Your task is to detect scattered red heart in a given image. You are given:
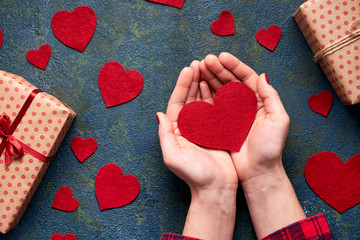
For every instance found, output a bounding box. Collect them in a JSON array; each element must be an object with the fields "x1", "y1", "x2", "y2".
[
  {"x1": 308, "y1": 90, "x2": 333, "y2": 117},
  {"x1": 51, "y1": 6, "x2": 97, "y2": 52},
  {"x1": 146, "y1": 0, "x2": 185, "y2": 8},
  {"x1": 0, "y1": 29, "x2": 3, "y2": 48},
  {"x1": 52, "y1": 186, "x2": 79, "y2": 212},
  {"x1": 211, "y1": 11, "x2": 235, "y2": 36},
  {"x1": 51, "y1": 233, "x2": 77, "y2": 240},
  {"x1": 305, "y1": 152, "x2": 360, "y2": 213},
  {"x1": 98, "y1": 61, "x2": 143, "y2": 107},
  {"x1": 95, "y1": 163, "x2": 140, "y2": 210},
  {"x1": 26, "y1": 44, "x2": 51, "y2": 70},
  {"x1": 256, "y1": 25, "x2": 281, "y2": 51},
  {"x1": 178, "y1": 82, "x2": 257, "y2": 152},
  {"x1": 71, "y1": 136, "x2": 97, "y2": 163}
]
